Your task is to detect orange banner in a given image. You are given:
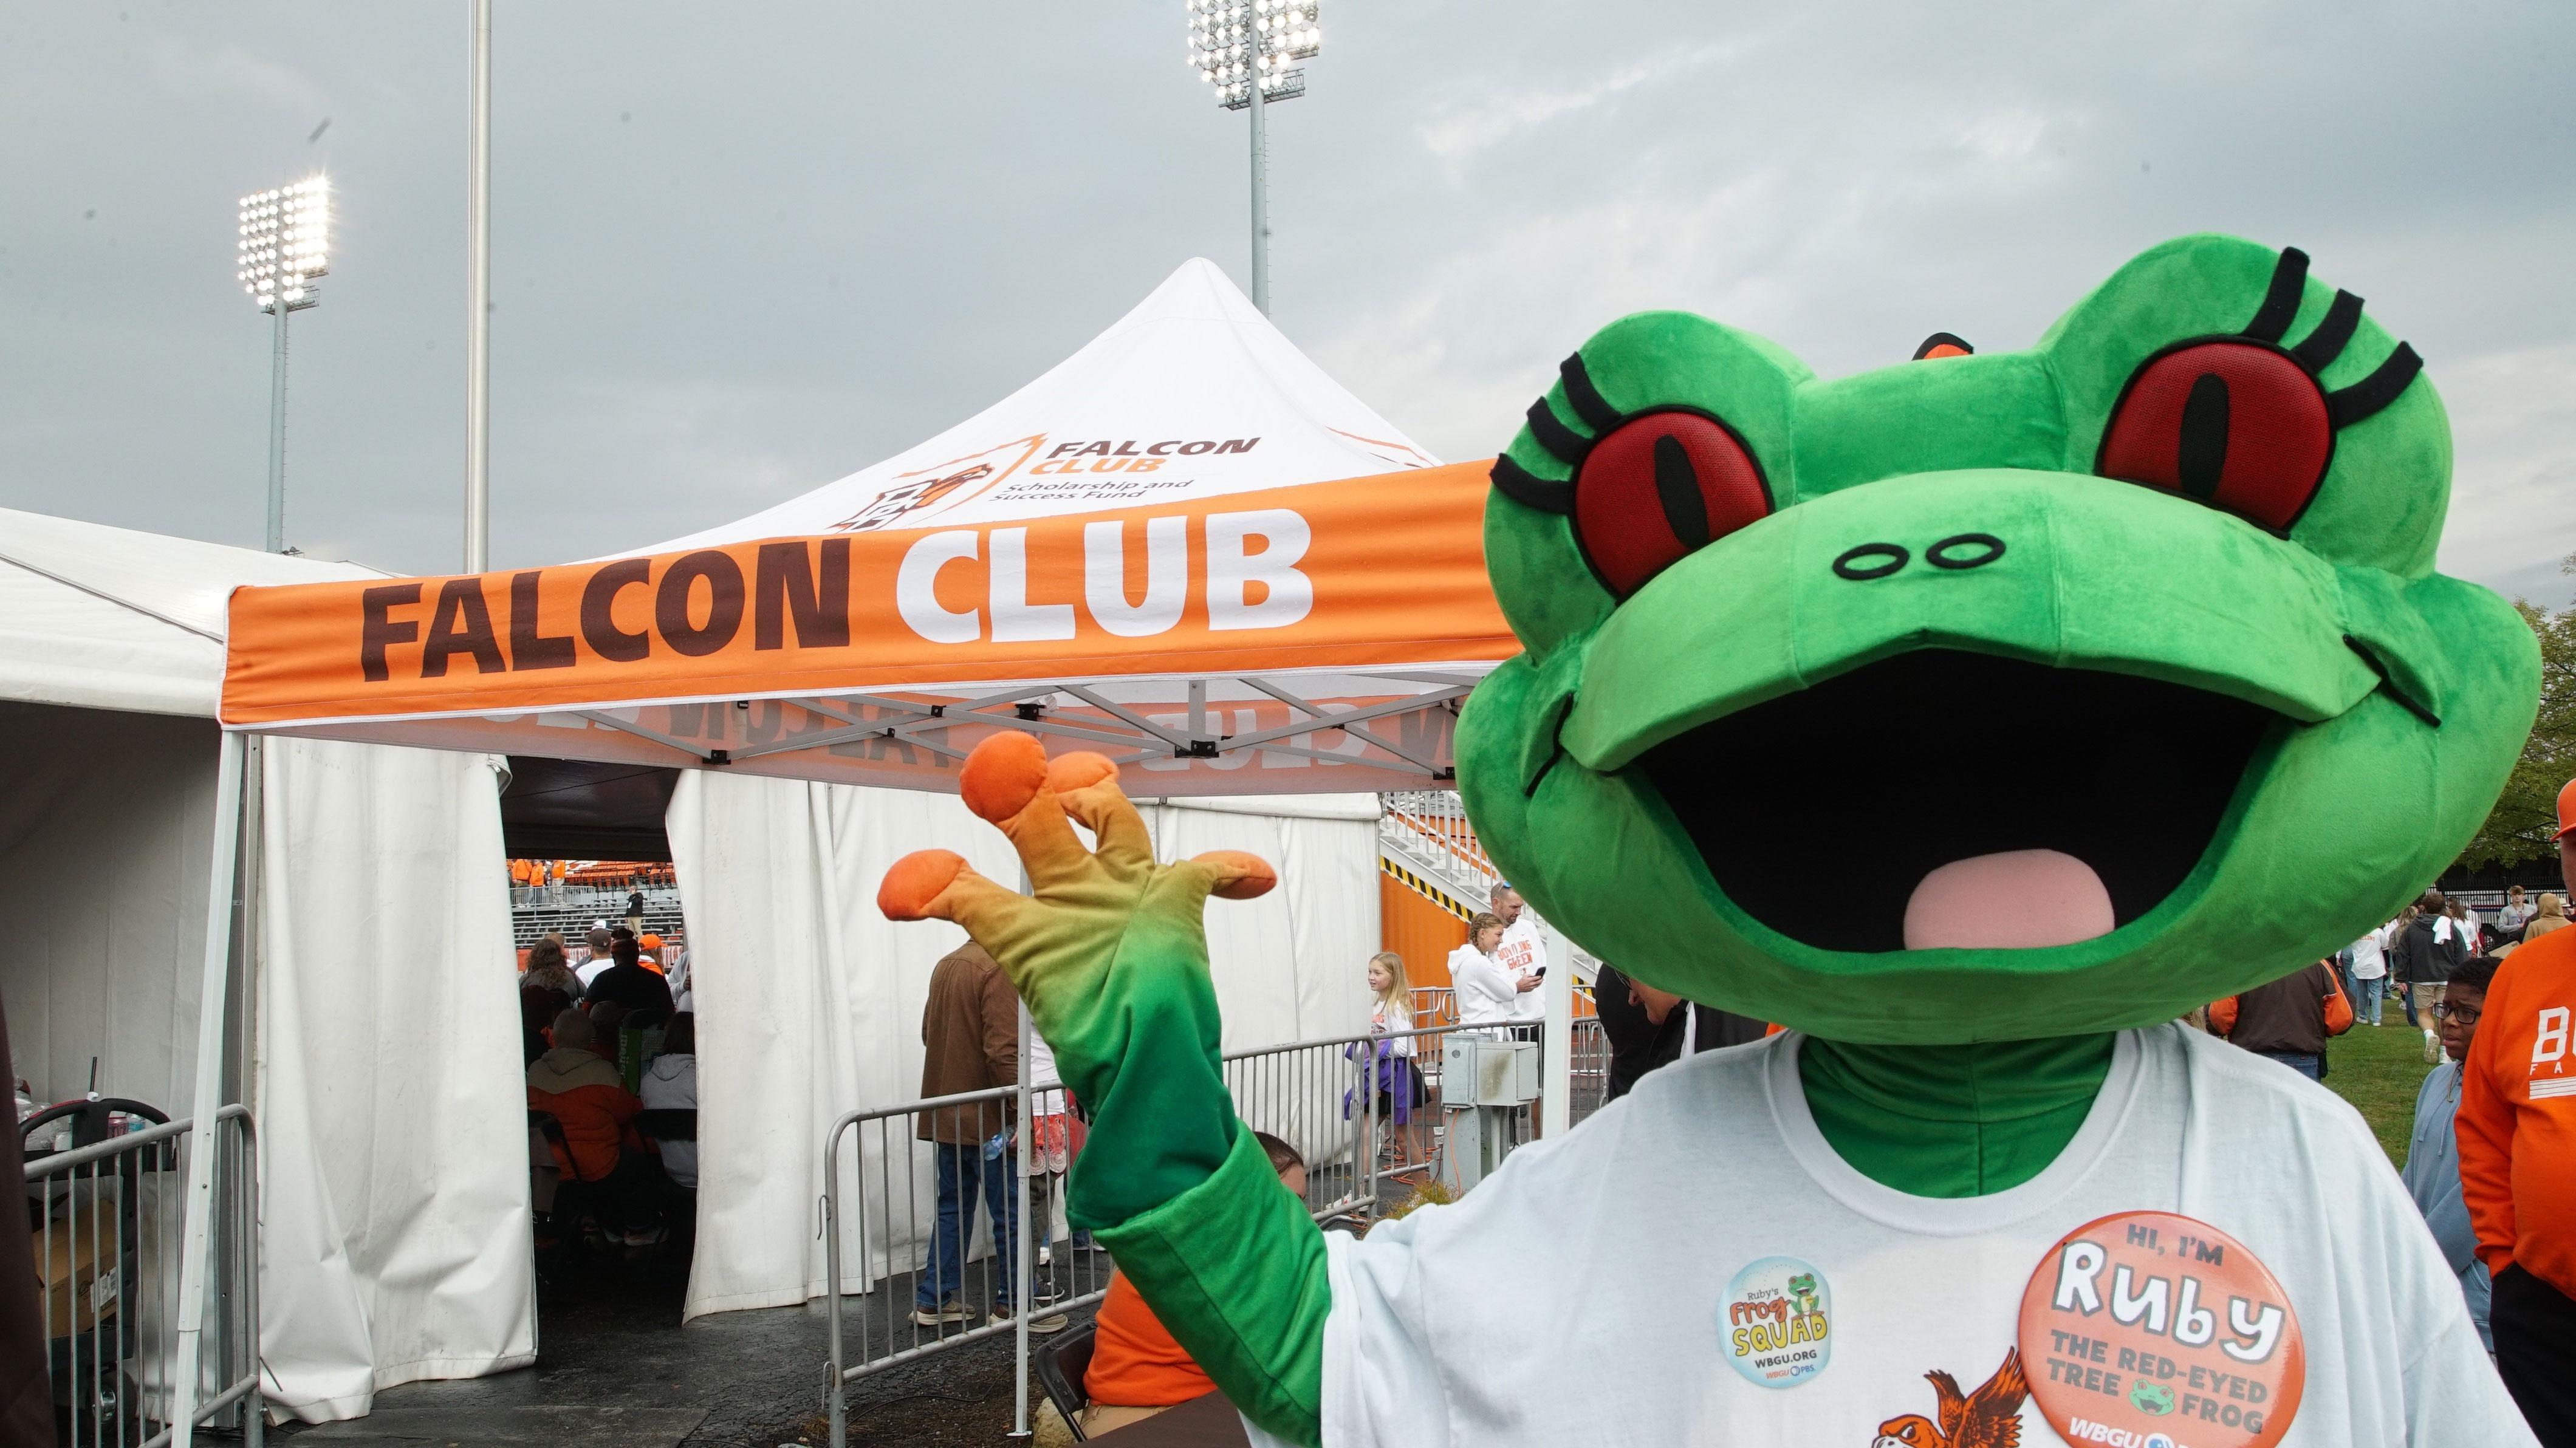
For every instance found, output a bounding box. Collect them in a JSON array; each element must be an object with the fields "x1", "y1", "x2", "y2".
[{"x1": 221, "y1": 461, "x2": 1515, "y2": 727}]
